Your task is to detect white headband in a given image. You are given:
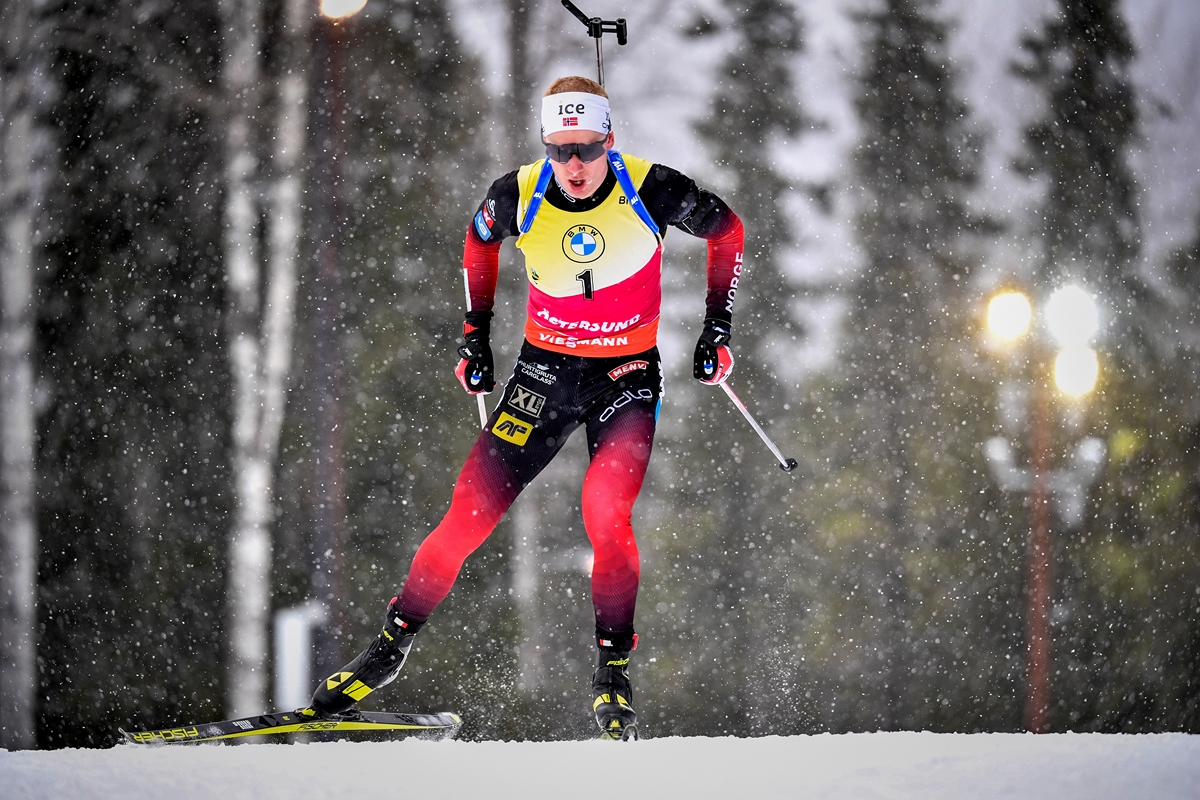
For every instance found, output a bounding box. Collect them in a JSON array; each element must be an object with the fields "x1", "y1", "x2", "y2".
[{"x1": 540, "y1": 91, "x2": 611, "y2": 137}]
